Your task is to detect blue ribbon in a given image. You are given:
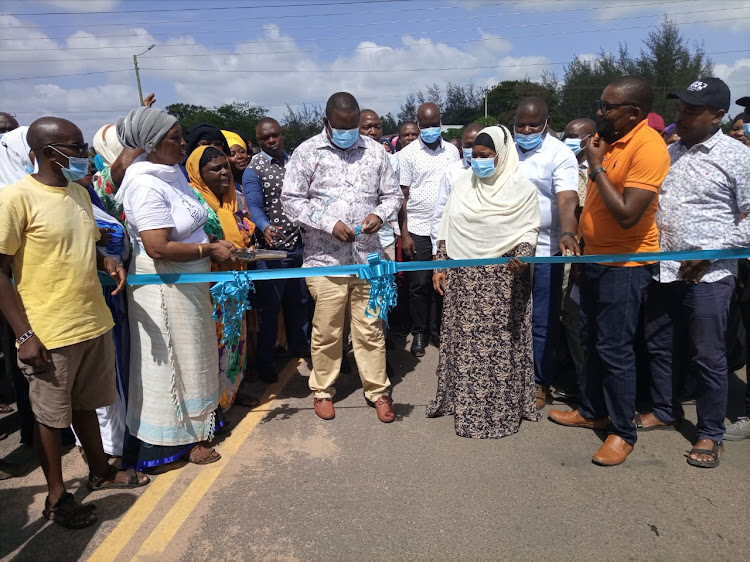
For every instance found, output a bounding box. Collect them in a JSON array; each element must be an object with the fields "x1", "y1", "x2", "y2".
[
  {"x1": 100, "y1": 248, "x2": 750, "y2": 287},
  {"x1": 358, "y1": 253, "x2": 398, "y2": 325},
  {"x1": 208, "y1": 271, "x2": 255, "y2": 347},
  {"x1": 99, "y1": 247, "x2": 750, "y2": 327}
]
